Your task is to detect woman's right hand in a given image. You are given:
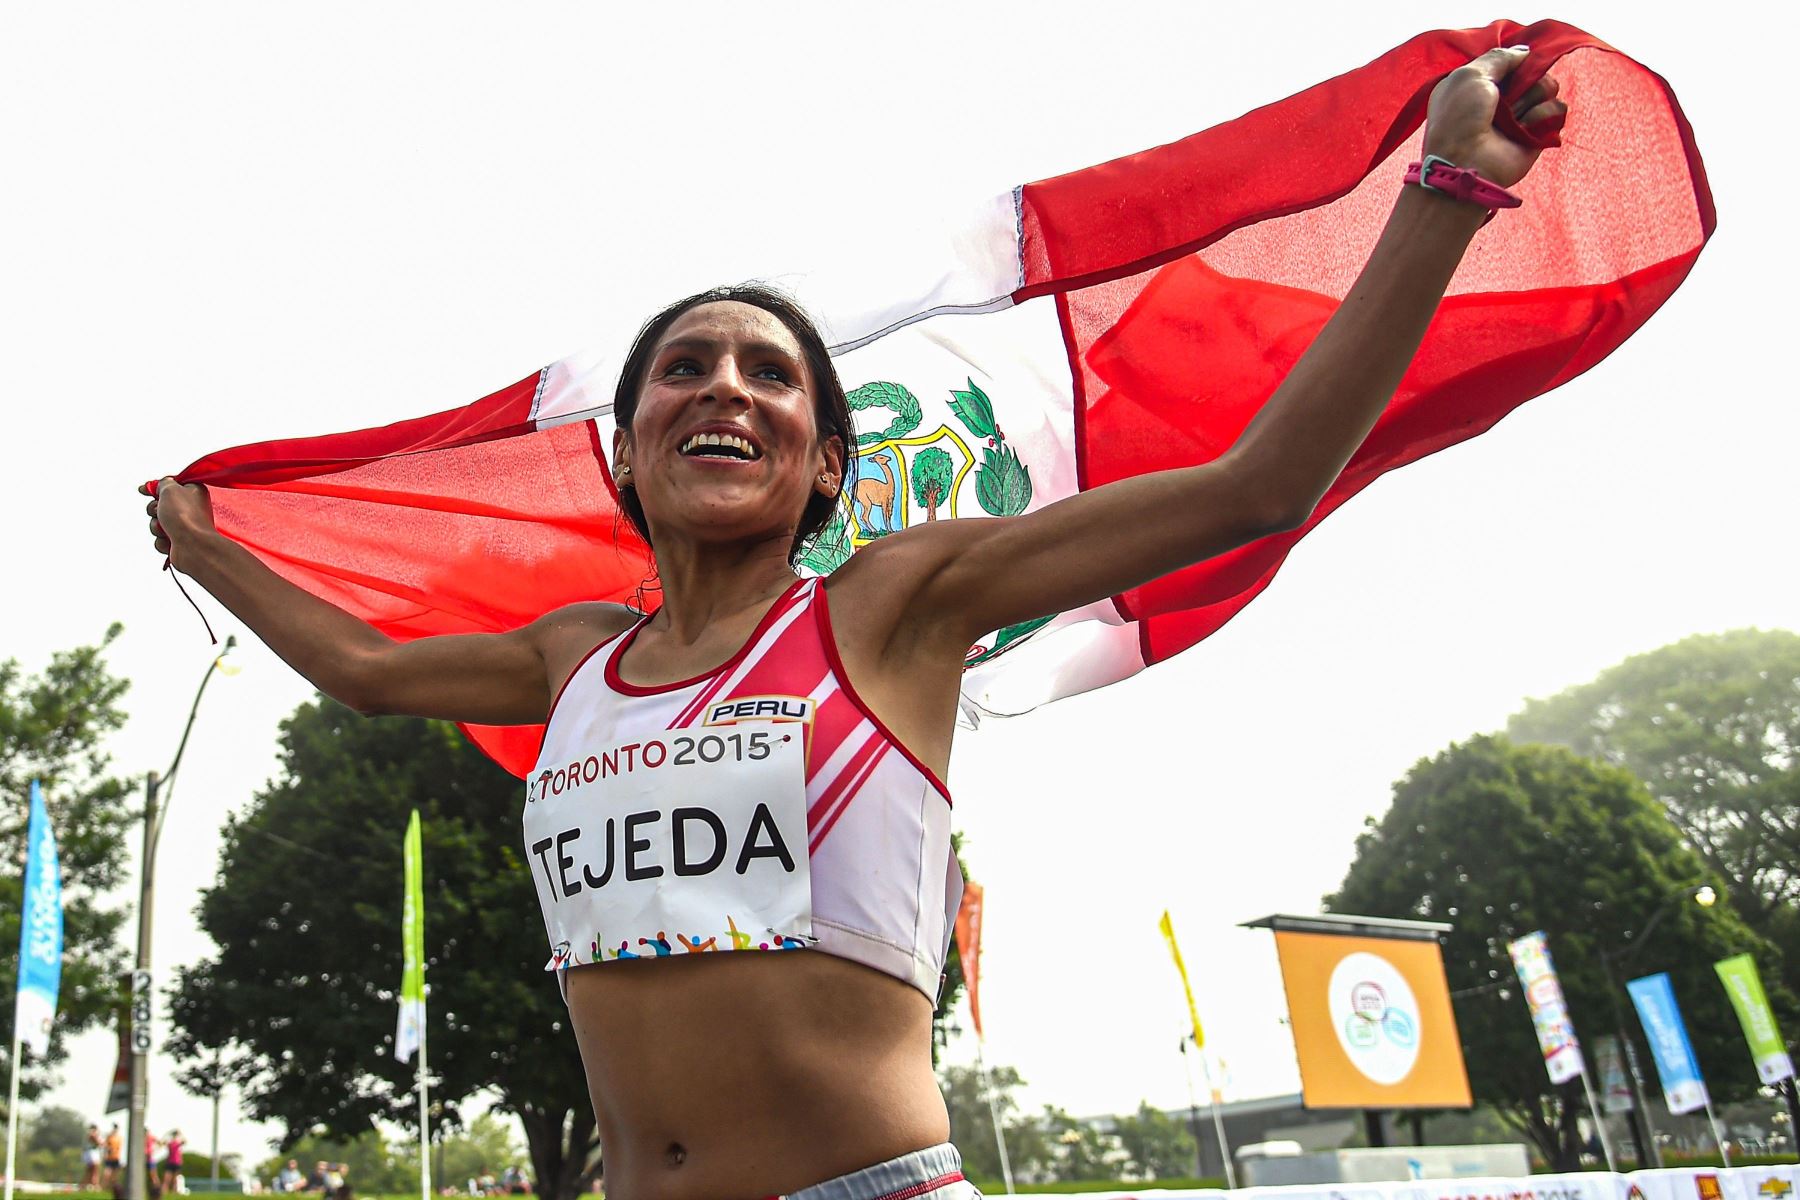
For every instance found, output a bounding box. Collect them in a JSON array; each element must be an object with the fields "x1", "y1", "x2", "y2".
[{"x1": 140, "y1": 476, "x2": 215, "y2": 567}]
